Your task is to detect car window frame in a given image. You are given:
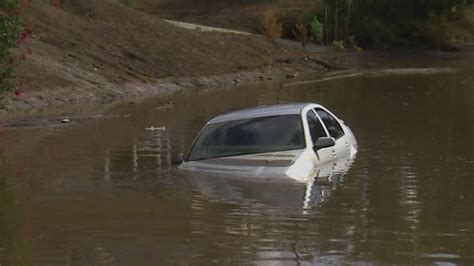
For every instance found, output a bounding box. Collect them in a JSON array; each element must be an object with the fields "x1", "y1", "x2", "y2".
[
  {"x1": 305, "y1": 109, "x2": 329, "y2": 146},
  {"x1": 313, "y1": 107, "x2": 345, "y2": 140}
]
